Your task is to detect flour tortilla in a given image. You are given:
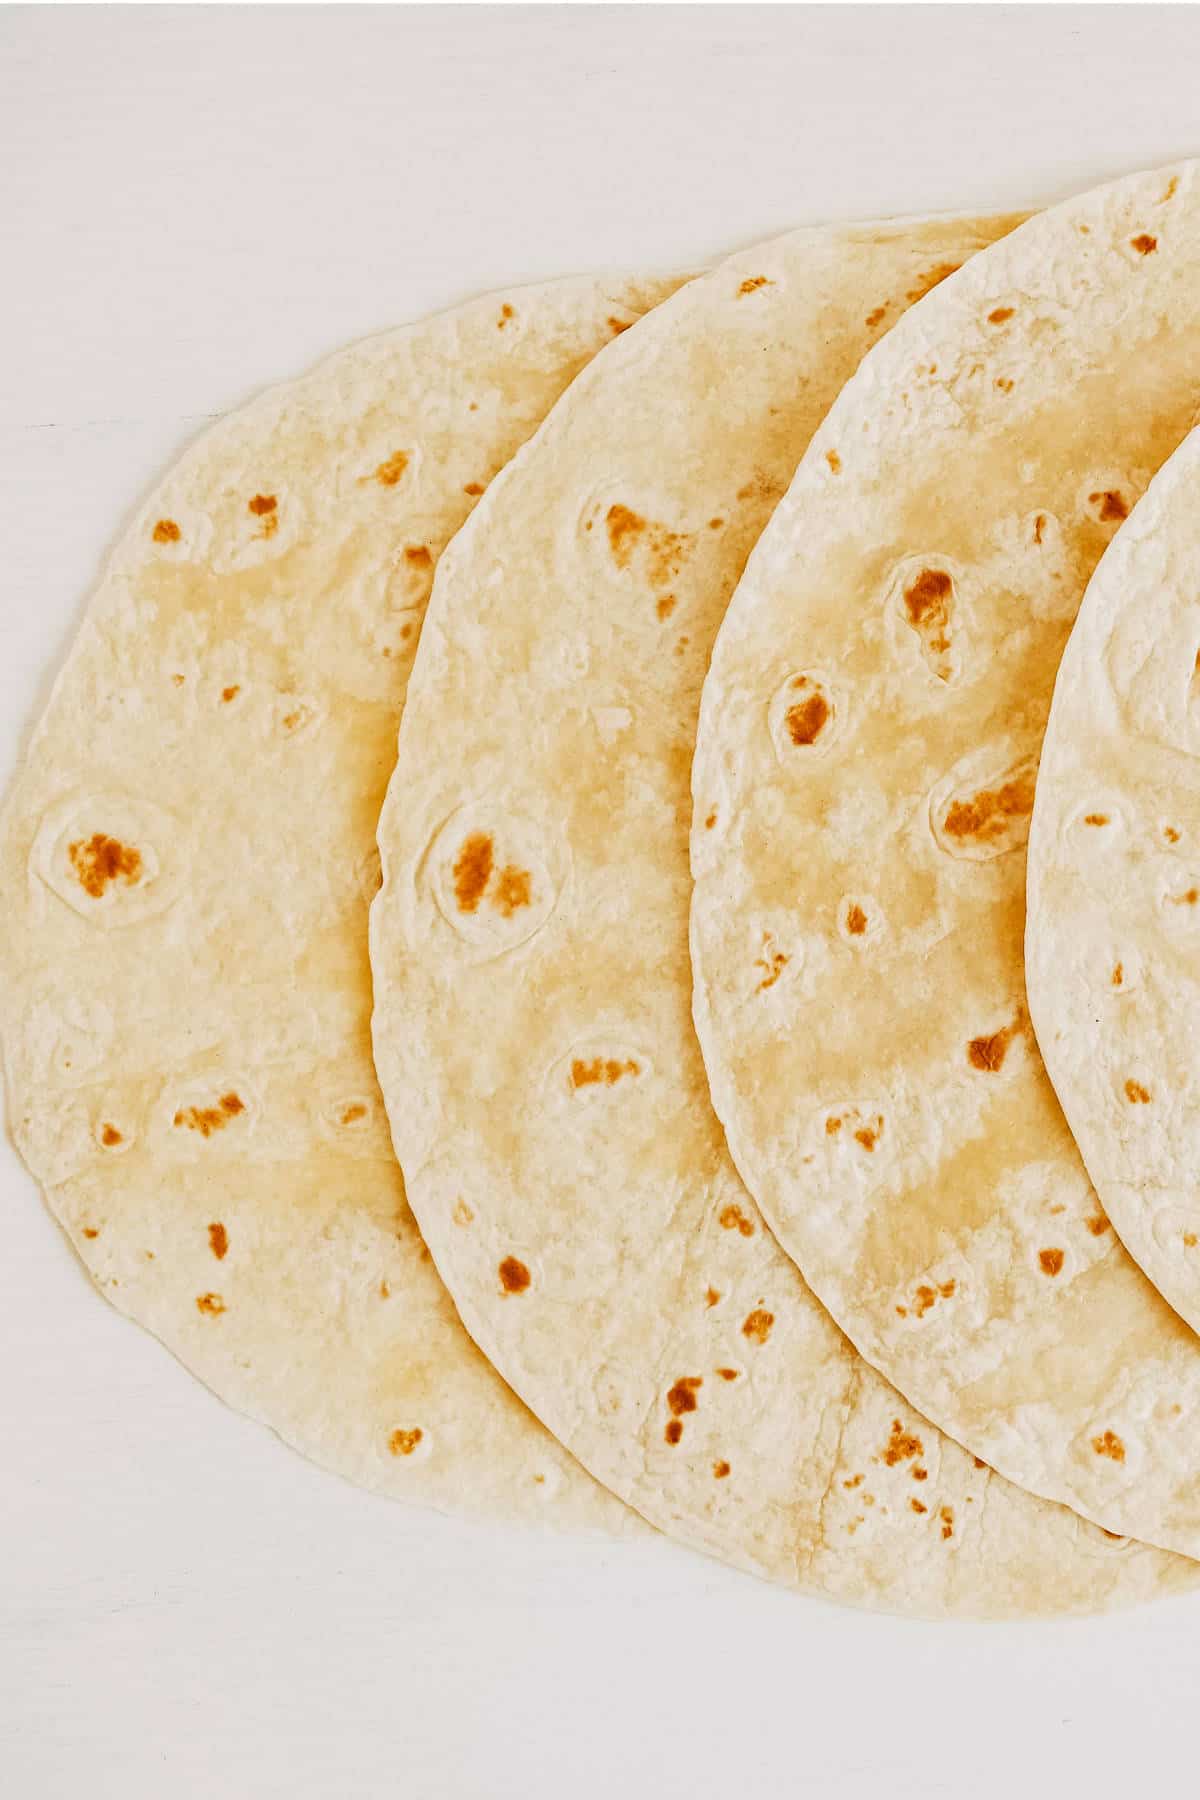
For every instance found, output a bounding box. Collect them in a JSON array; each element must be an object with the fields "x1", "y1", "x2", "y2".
[
  {"x1": 691, "y1": 161, "x2": 1200, "y2": 1557},
  {"x1": 0, "y1": 278, "x2": 684, "y2": 1529},
  {"x1": 1027, "y1": 425, "x2": 1200, "y2": 1341},
  {"x1": 371, "y1": 215, "x2": 1193, "y2": 1615}
]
